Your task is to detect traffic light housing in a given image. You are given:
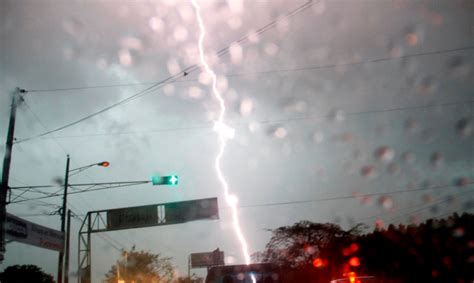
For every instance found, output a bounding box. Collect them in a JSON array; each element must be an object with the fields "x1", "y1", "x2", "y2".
[{"x1": 152, "y1": 175, "x2": 179, "y2": 186}]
